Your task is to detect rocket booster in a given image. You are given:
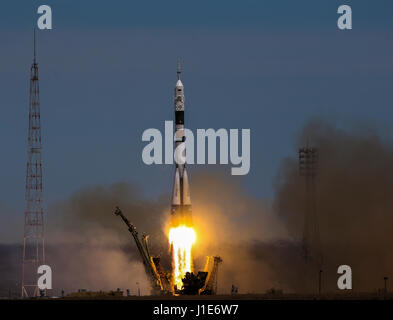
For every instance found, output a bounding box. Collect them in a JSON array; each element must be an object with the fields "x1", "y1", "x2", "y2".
[{"x1": 171, "y1": 59, "x2": 192, "y2": 226}]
